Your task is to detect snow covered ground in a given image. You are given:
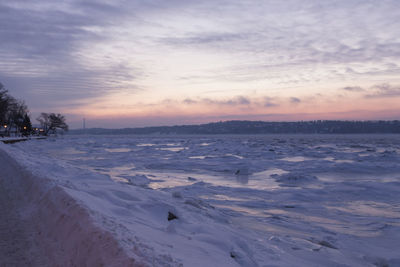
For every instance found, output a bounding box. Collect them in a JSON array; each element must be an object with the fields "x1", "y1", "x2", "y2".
[{"x1": 2, "y1": 134, "x2": 400, "y2": 266}]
